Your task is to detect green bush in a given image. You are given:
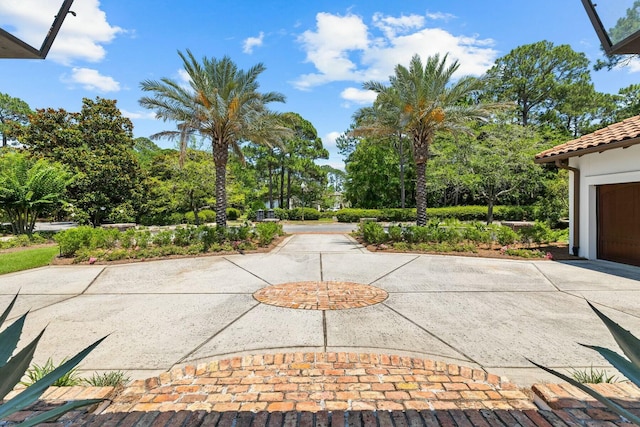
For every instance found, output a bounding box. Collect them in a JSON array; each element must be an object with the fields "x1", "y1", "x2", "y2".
[
  {"x1": 255, "y1": 222, "x2": 283, "y2": 246},
  {"x1": 55, "y1": 226, "x2": 95, "y2": 257},
  {"x1": 495, "y1": 225, "x2": 519, "y2": 246},
  {"x1": 360, "y1": 222, "x2": 387, "y2": 244},
  {"x1": 185, "y1": 209, "x2": 216, "y2": 224},
  {"x1": 287, "y1": 207, "x2": 320, "y2": 220},
  {"x1": 336, "y1": 206, "x2": 534, "y2": 223},
  {"x1": 387, "y1": 225, "x2": 403, "y2": 242},
  {"x1": 226, "y1": 208, "x2": 240, "y2": 220}
]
